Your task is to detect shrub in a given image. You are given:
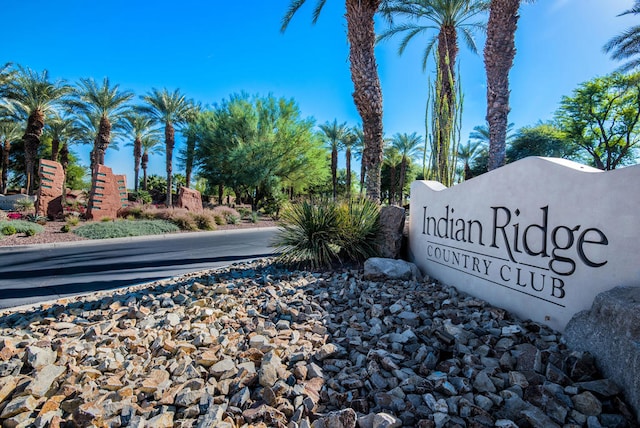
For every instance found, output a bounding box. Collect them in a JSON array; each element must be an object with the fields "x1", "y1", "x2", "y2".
[
  {"x1": 1, "y1": 225, "x2": 17, "y2": 236},
  {"x1": 250, "y1": 211, "x2": 260, "y2": 224},
  {"x1": 66, "y1": 216, "x2": 80, "y2": 226},
  {"x1": 73, "y1": 220, "x2": 180, "y2": 239},
  {"x1": 213, "y1": 214, "x2": 226, "y2": 225},
  {"x1": 226, "y1": 214, "x2": 240, "y2": 225},
  {"x1": 169, "y1": 214, "x2": 198, "y2": 231},
  {"x1": 7, "y1": 212, "x2": 22, "y2": 220},
  {"x1": 101, "y1": 216, "x2": 113, "y2": 222},
  {"x1": 190, "y1": 212, "x2": 217, "y2": 231},
  {"x1": 14, "y1": 197, "x2": 35, "y2": 212},
  {"x1": 274, "y1": 198, "x2": 381, "y2": 269},
  {"x1": 25, "y1": 214, "x2": 48, "y2": 224},
  {"x1": 131, "y1": 190, "x2": 152, "y2": 204},
  {"x1": 61, "y1": 224, "x2": 71, "y2": 233},
  {"x1": 0, "y1": 220, "x2": 44, "y2": 236},
  {"x1": 237, "y1": 207, "x2": 252, "y2": 219}
]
